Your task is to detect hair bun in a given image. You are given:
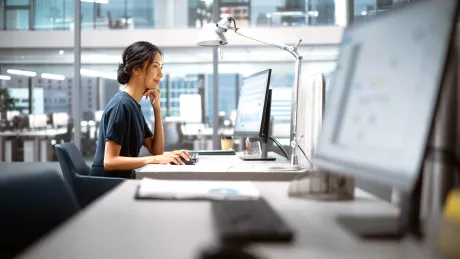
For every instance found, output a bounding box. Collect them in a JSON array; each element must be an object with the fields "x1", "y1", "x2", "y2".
[{"x1": 117, "y1": 63, "x2": 130, "y2": 85}]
